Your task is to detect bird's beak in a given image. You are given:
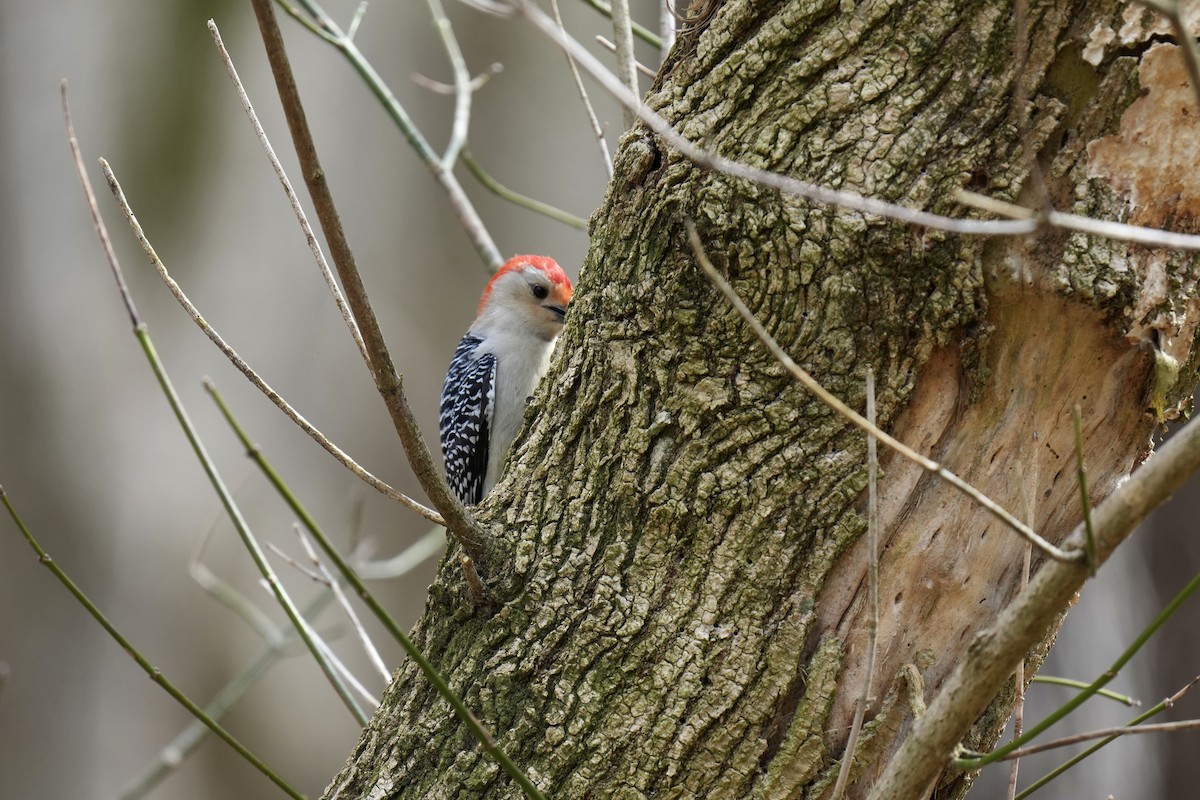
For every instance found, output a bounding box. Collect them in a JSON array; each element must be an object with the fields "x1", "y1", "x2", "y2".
[{"x1": 547, "y1": 304, "x2": 568, "y2": 323}]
